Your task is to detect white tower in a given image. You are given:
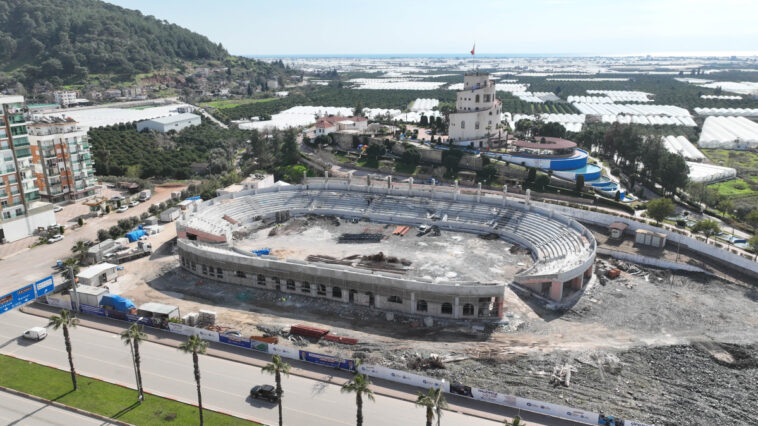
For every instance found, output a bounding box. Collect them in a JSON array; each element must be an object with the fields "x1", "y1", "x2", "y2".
[{"x1": 447, "y1": 72, "x2": 501, "y2": 147}]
